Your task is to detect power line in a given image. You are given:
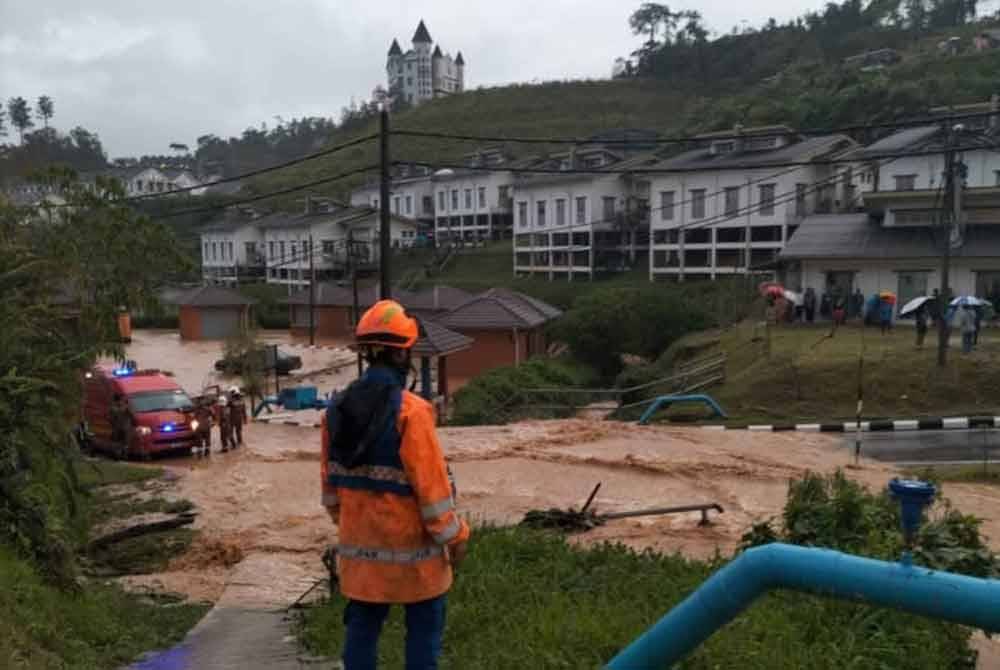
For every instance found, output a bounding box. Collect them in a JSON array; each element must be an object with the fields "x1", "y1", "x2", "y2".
[
  {"x1": 392, "y1": 110, "x2": 1000, "y2": 146},
  {"x1": 150, "y1": 164, "x2": 380, "y2": 220},
  {"x1": 118, "y1": 133, "x2": 378, "y2": 203},
  {"x1": 398, "y1": 143, "x2": 987, "y2": 177}
]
